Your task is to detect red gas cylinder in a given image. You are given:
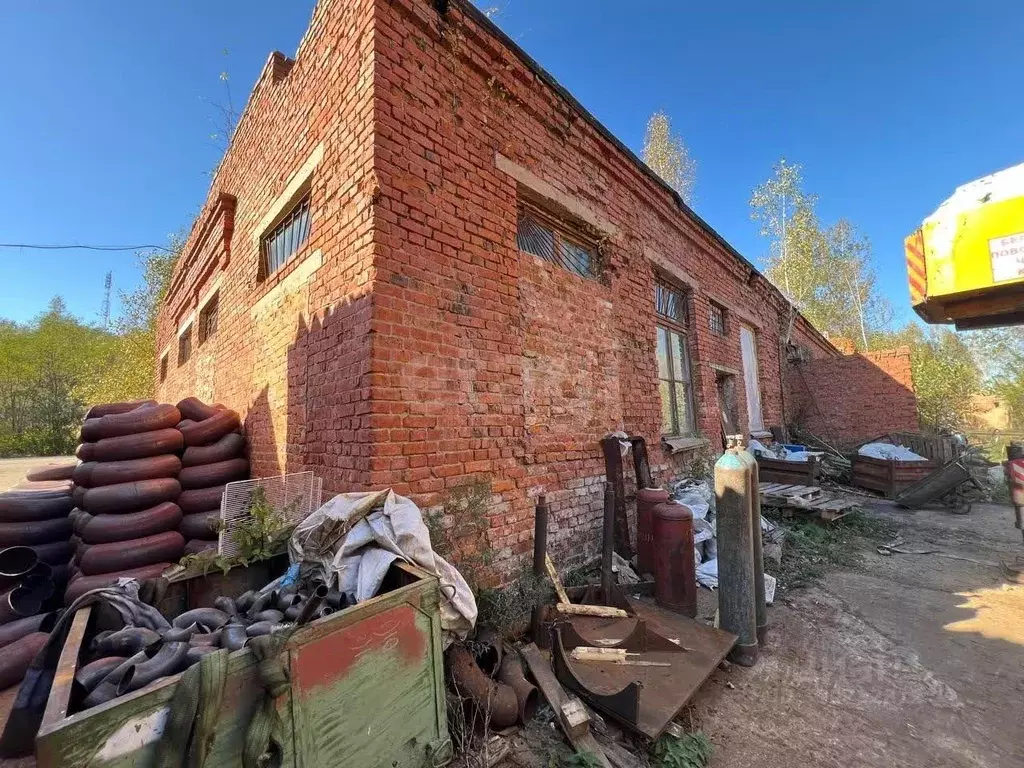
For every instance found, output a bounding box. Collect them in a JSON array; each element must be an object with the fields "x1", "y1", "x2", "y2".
[
  {"x1": 636, "y1": 487, "x2": 670, "y2": 576},
  {"x1": 652, "y1": 500, "x2": 696, "y2": 617}
]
